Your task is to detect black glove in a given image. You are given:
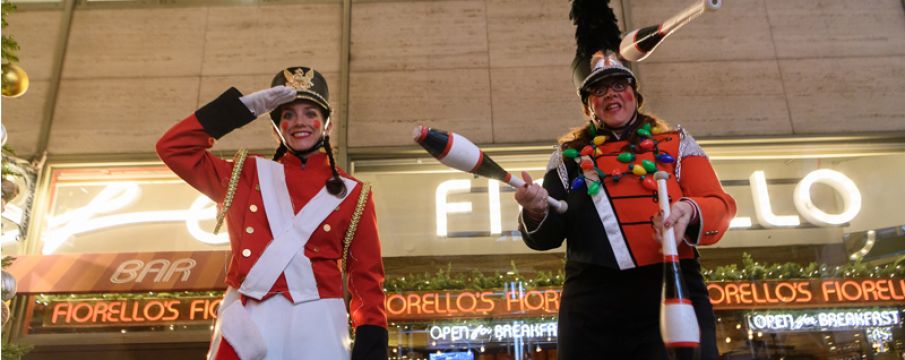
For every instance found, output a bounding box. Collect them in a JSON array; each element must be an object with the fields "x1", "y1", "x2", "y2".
[{"x1": 351, "y1": 325, "x2": 388, "y2": 360}]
